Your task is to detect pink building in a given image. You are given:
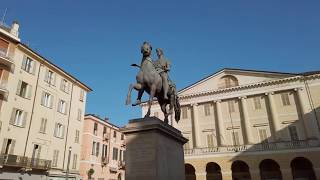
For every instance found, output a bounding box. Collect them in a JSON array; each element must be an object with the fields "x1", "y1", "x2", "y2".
[{"x1": 80, "y1": 114, "x2": 125, "y2": 180}]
